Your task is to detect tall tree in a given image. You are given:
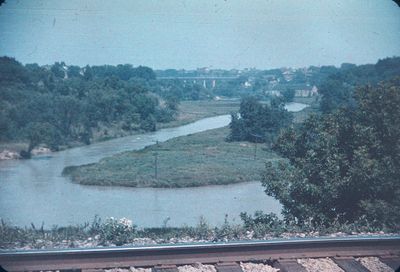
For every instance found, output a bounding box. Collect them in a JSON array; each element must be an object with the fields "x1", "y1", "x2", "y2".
[{"x1": 264, "y1": 78, "x2": 400, "y2": 229}]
